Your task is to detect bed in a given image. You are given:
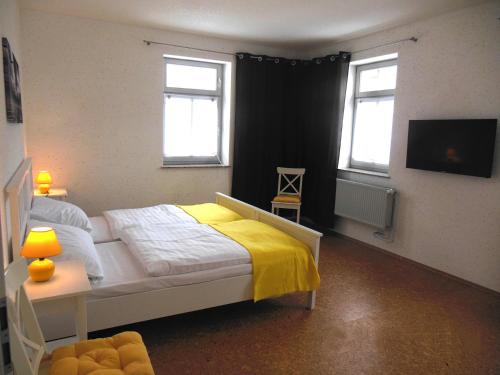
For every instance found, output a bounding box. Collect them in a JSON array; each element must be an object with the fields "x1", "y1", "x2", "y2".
[{"x1": 5, "y1": 158, "x2": 322, "y2": 340}]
